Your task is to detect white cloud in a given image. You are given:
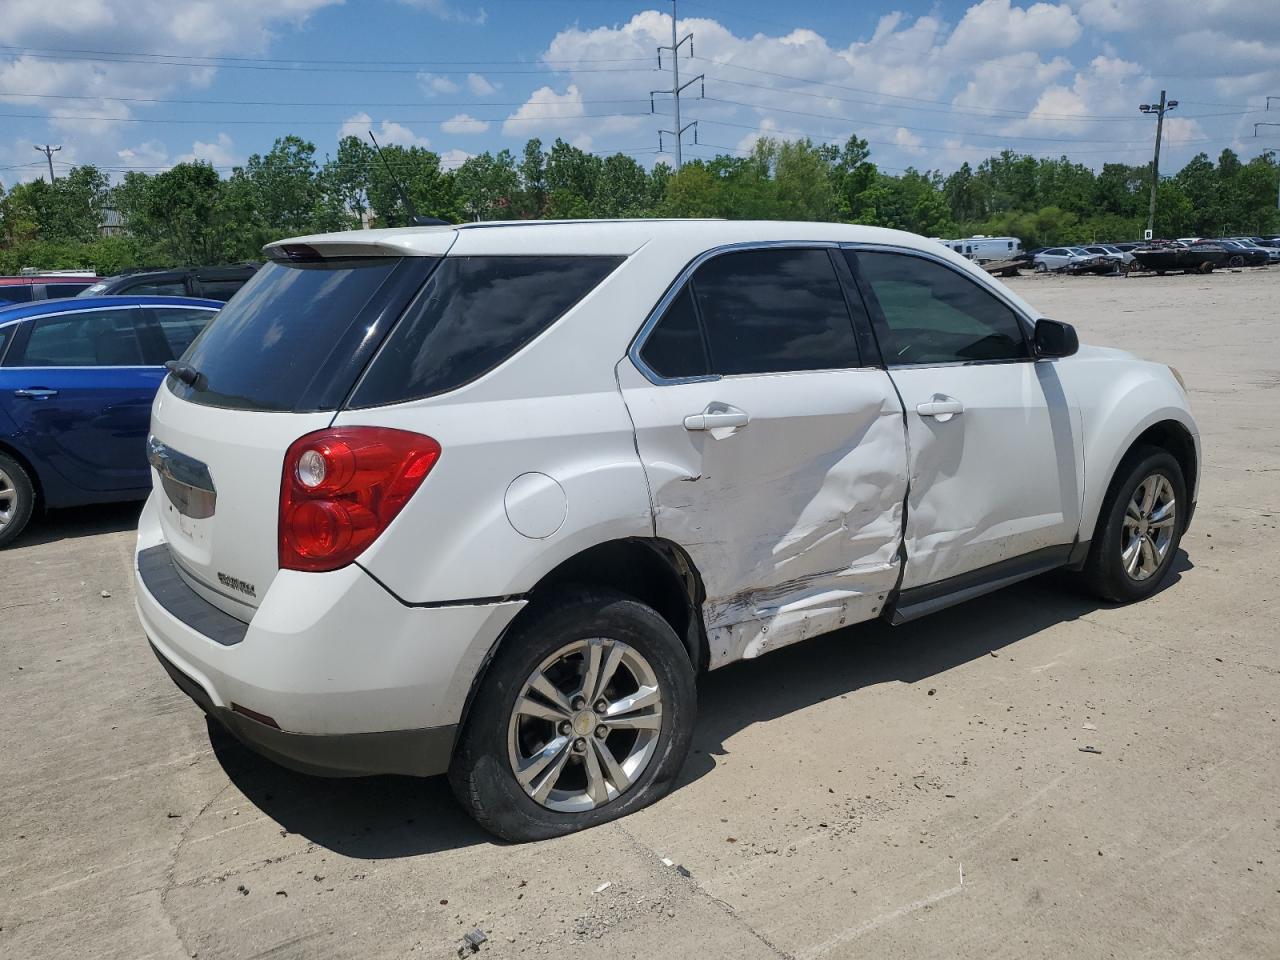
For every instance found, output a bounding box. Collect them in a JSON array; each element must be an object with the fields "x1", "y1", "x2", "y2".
[
  {"x1": 178, "y1": 132, "x2": 238, "y2": 167},
  {"x1": 113, "y1": 133, "x2": 239, "y2": 171},
  {"x1": 439, "y1": 148, "x2": 471, "y2": 170},
  {"x1": 945, "y1": 0, "x2": 1082, "y2": 60},
  {"x1": 893, "y1": 127, "x2": 924, "y2": 154},
  {"x1": 441, "y1": 113, "x2": 490, "y2": 134},
  {"x1": 339, "y1": 112, "x2": 431, "y2": 148},
  {"x1": 466, "y1": 73, "x2": 498, "y2": 96},
  {"x1": 396, "y1": 0, "x2": 487, "y2": 26},
  {"x1": 418, "y1": 72, "x2": 461, "y2": 97}
]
